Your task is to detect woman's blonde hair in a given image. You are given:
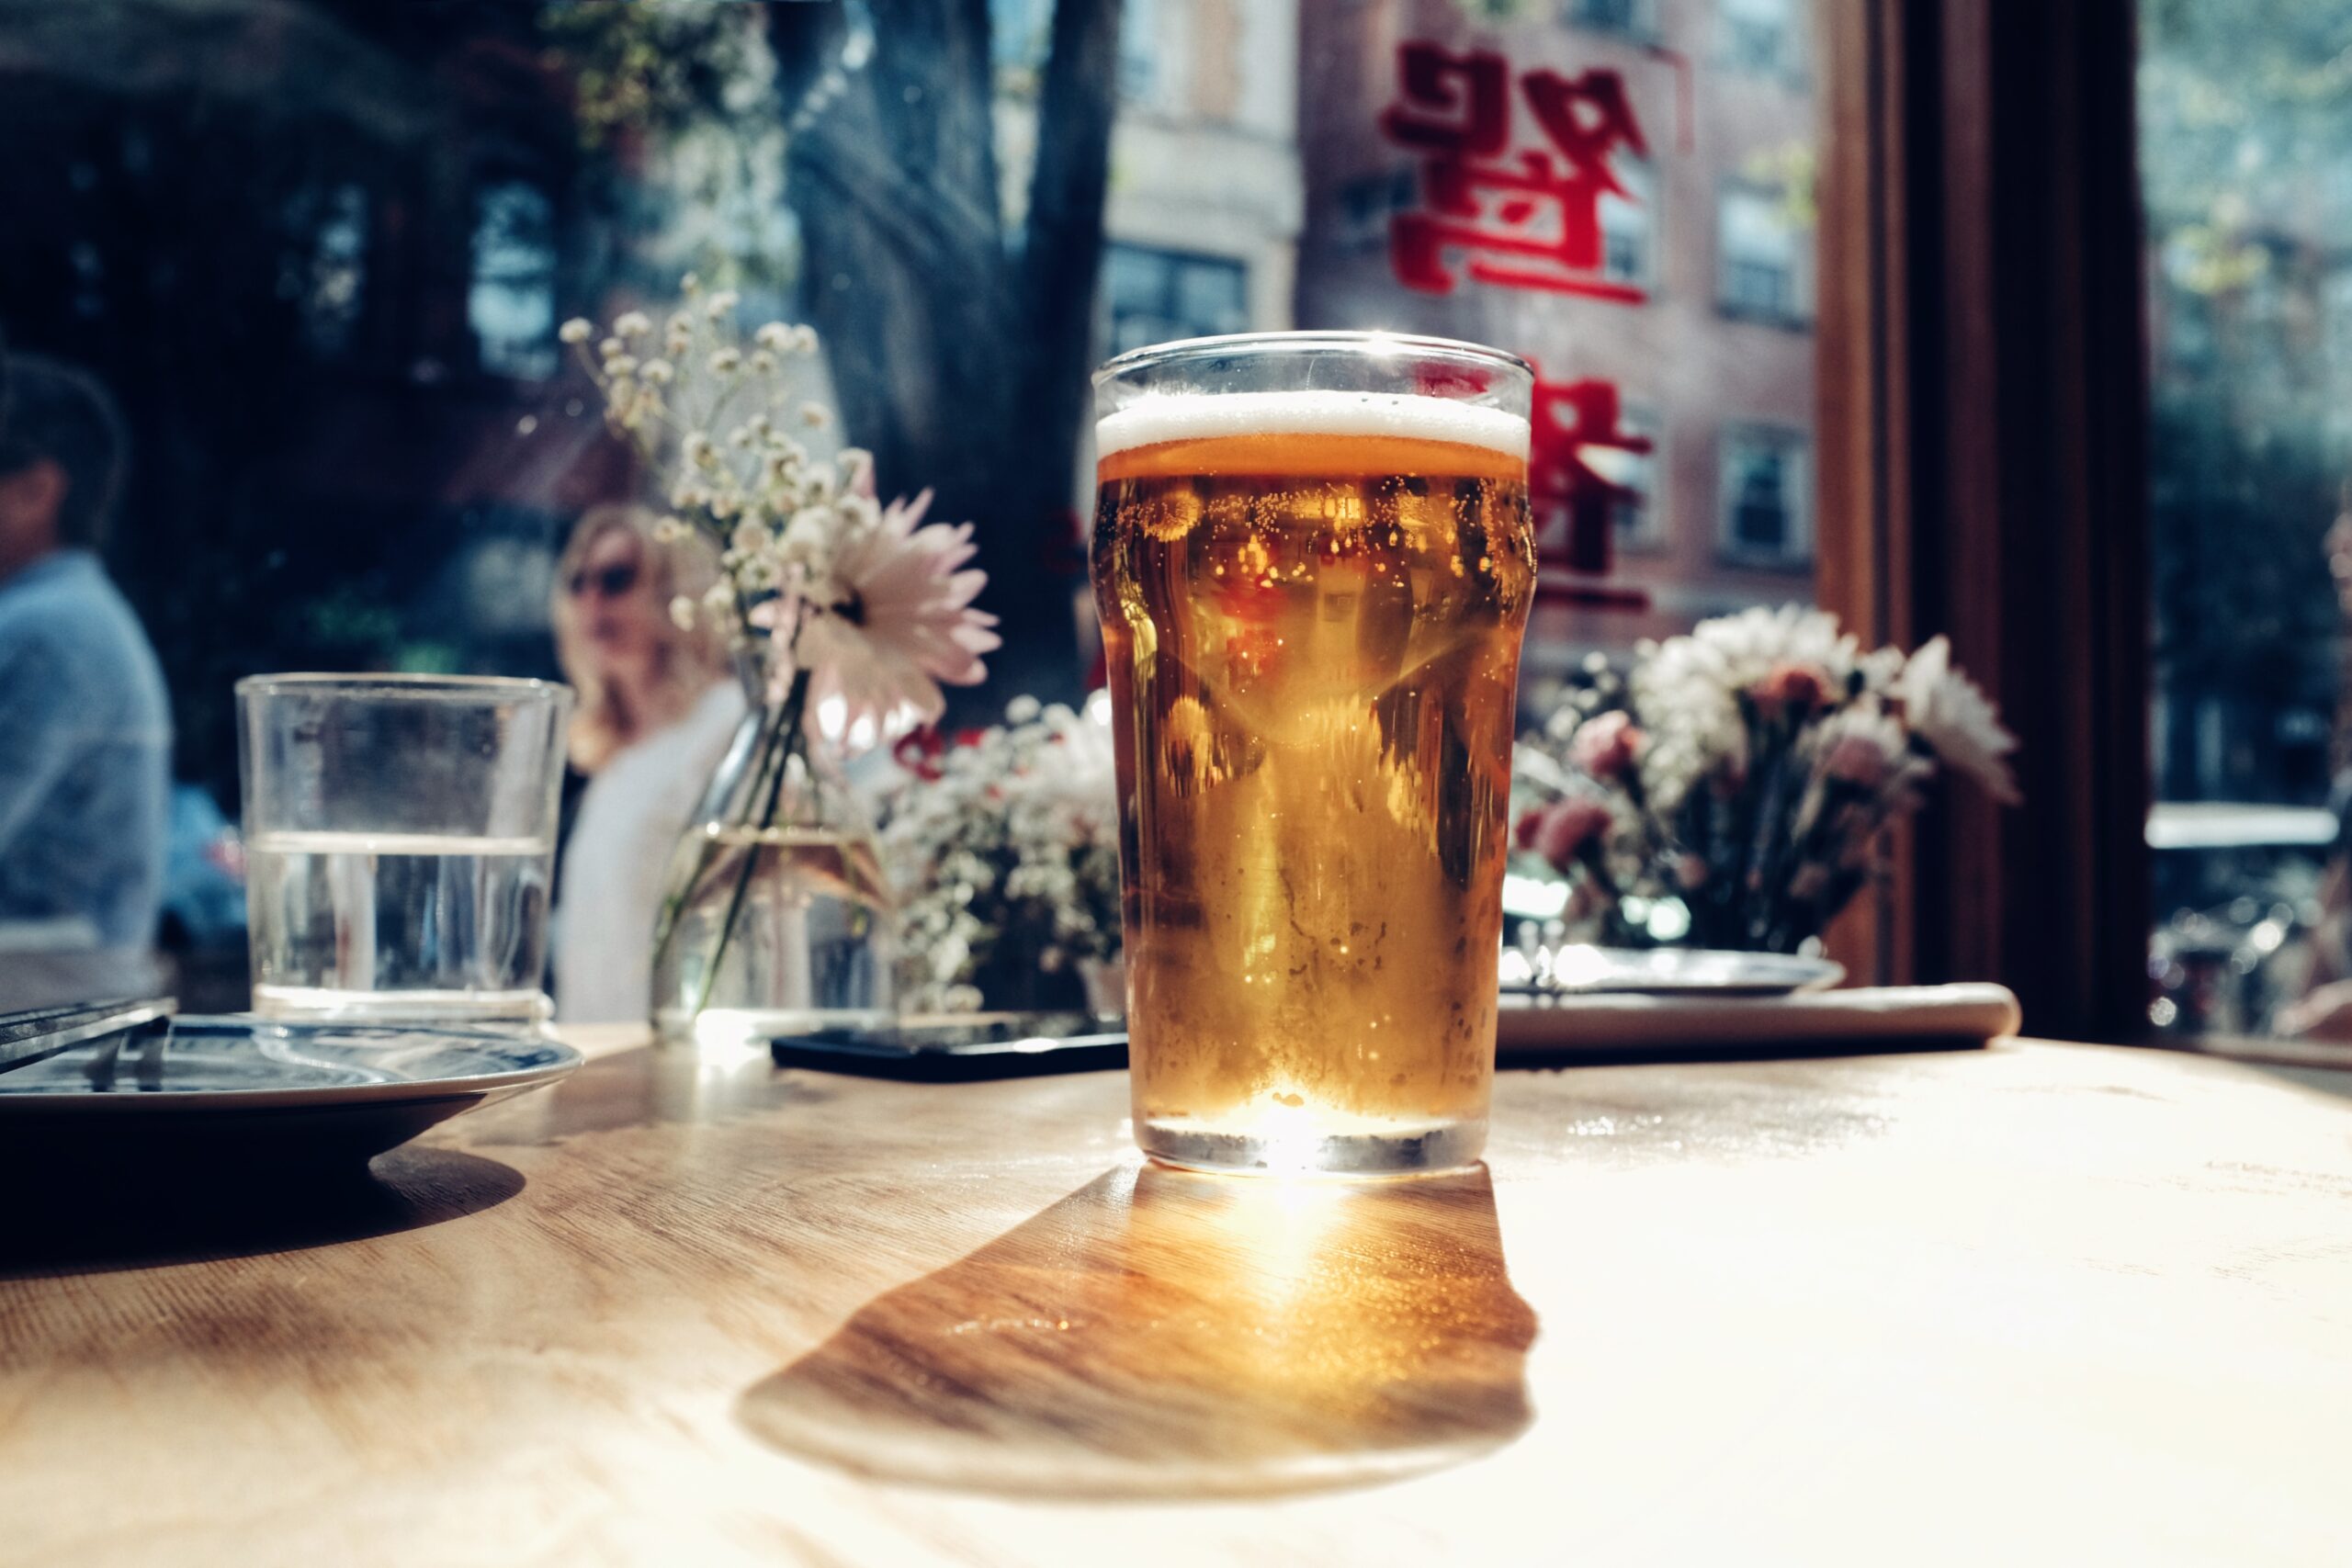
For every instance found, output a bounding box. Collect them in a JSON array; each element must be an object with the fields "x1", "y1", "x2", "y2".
[{"x1": 551, "y1": 502, "x2": 734, "y2": 773}]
